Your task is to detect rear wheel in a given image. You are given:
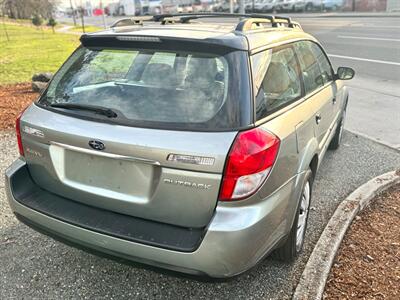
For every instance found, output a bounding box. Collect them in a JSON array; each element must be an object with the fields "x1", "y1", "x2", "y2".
[
  {"x1": 273, "y1": 169, "x2": 312, "y2": 261},
  {"x1": 329, "y1": 108, "x2": 346, "y2": 150}
]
